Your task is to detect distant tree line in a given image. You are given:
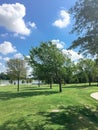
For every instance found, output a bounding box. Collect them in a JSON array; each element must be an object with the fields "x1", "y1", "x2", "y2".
[
  {"x1": 0, "y1": 72, "x2": 10, "y2": 80},
  {"x1": 1, "y1": 41, "x2": 97, "y2": 93}
]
